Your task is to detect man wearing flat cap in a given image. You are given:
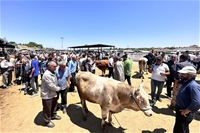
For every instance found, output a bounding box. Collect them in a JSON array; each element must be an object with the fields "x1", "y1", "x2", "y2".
[{"x1": 173, "y1": 66, "x2": 200, "y2": 133}]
